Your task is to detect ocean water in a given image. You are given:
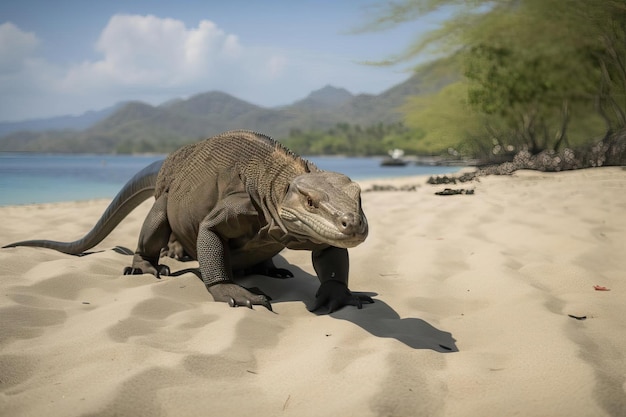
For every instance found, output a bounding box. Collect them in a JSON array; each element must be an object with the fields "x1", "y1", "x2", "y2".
[{"x1": 0, "y1": 153, "x2": 459, "y2": 206}]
